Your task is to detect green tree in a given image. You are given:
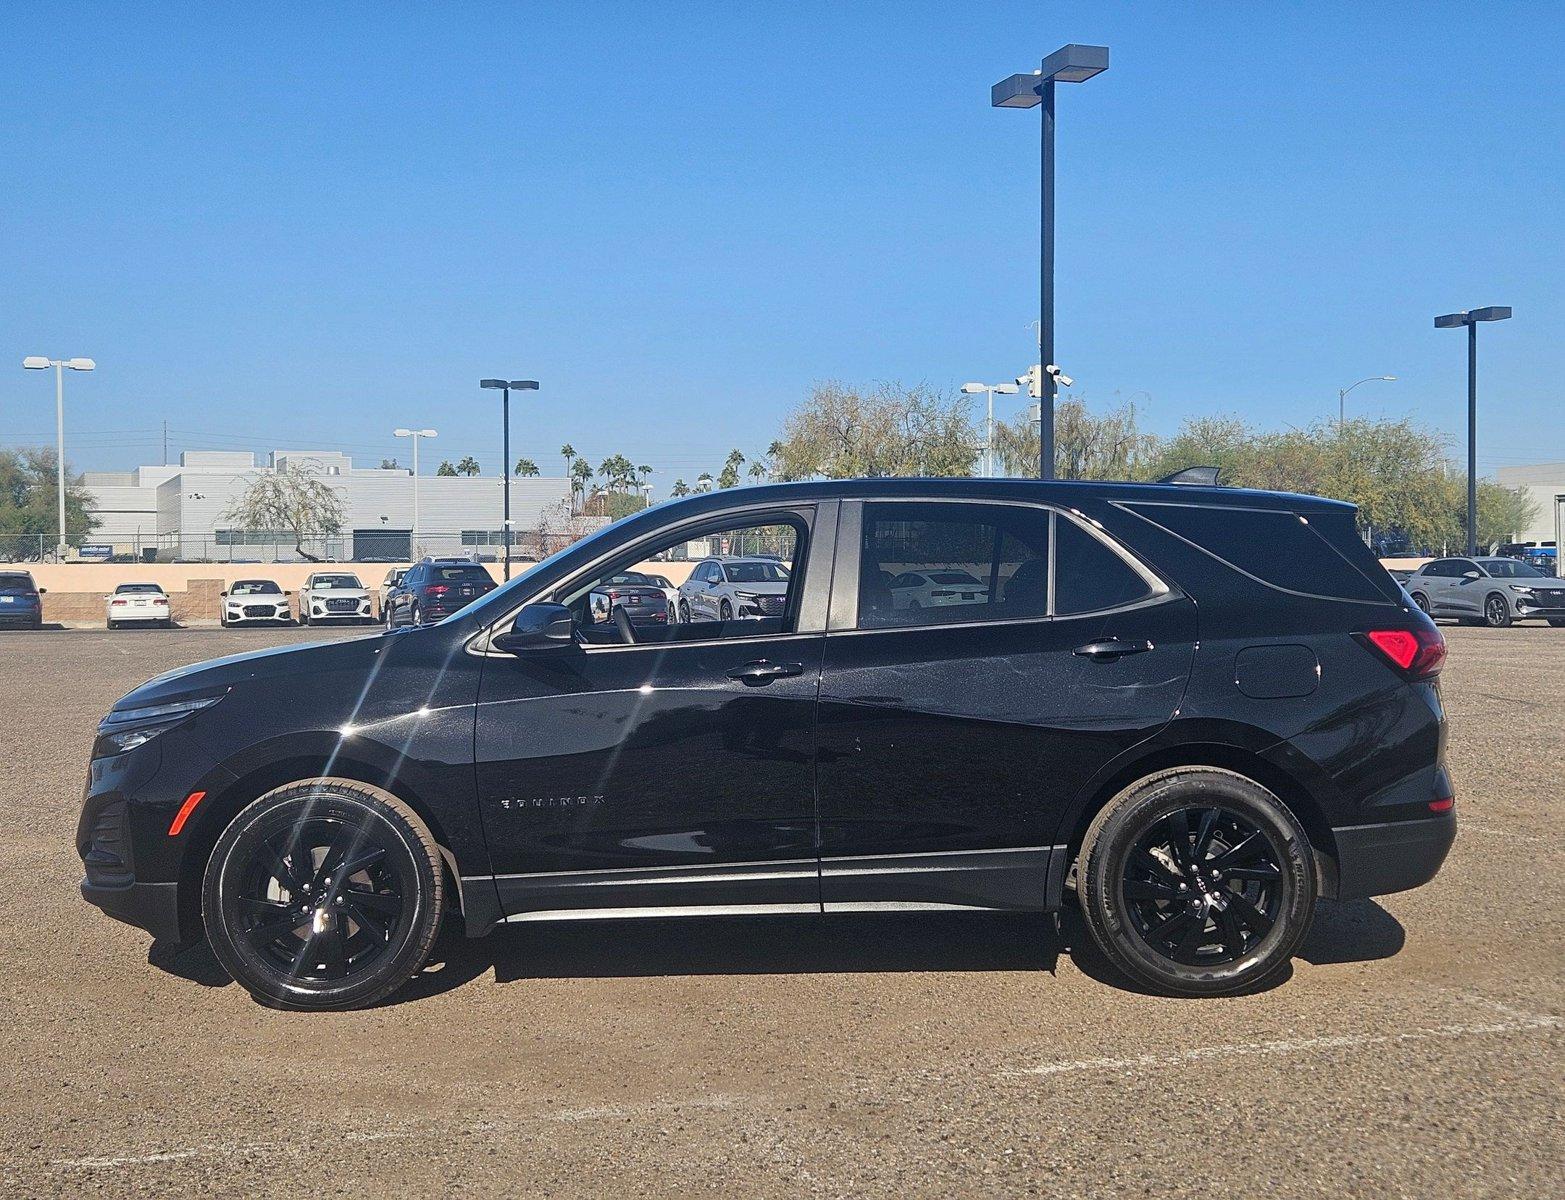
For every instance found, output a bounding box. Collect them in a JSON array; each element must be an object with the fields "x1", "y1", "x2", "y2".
[
  {"x1": 513, "y1": 457, "x2": 540, "y2": 477},
  {"x1": 670, "y1": 478, "x2": 691, "y2": 497},
  {"x1": 694, "y1": 472, "x2": 714, "y2": 493},
  {"x1": 222, "y1": 459, "x2": 345, "y2": 563},
  {"x1": 993, "y1": 395, "x2": 1156, "y2": 480},
  {"x1": 570, "y1": 458, "x2": 594, "y2": 509},
  {"x1": 717, "y1": 449, "x2": 746, "y2": 488},
  {"x1": 455, "y1": 456, "x2": 481, "y2": 477},
  {"x1": 748, "y1": 459, "x2": 768, "y2": 482},
  {"x1": 379, "y1": 458, "x2": 399, "y2": 470},
  {"x1": 771, "y1": 381, "x2": 977, "y2": 480},
  {"x1": 436, "y1": 460, "x2": 458, "y2": 477},
  {"x1": 0, "y1": 446, "x2": 97, "y2": 553}
]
